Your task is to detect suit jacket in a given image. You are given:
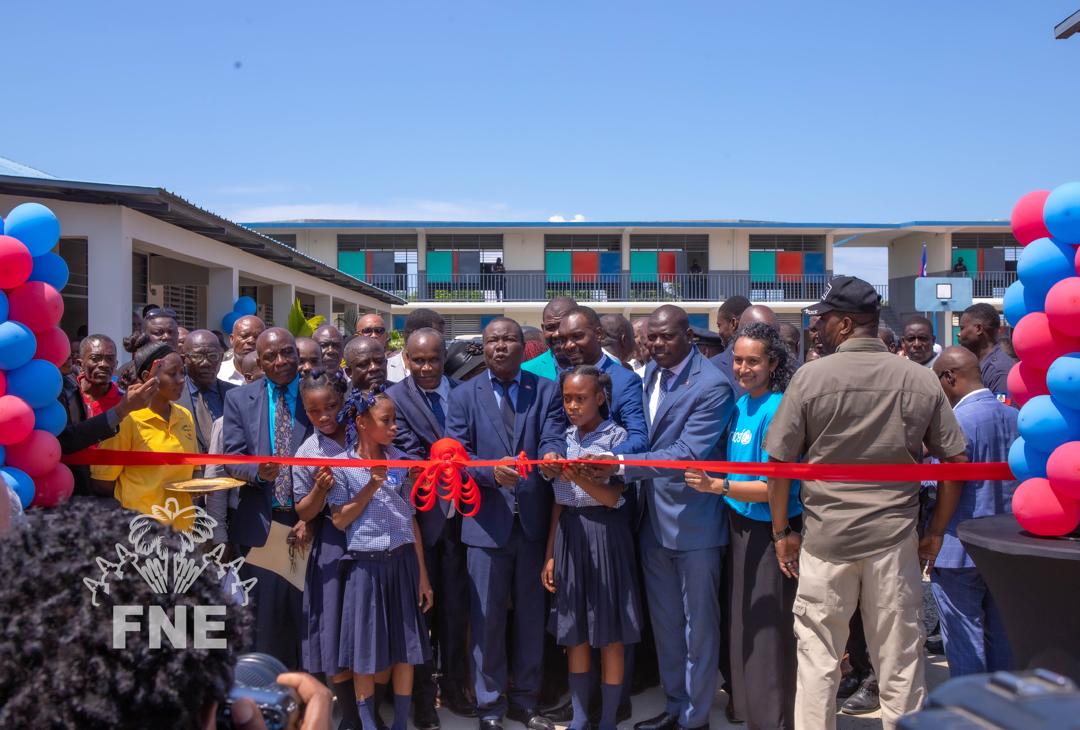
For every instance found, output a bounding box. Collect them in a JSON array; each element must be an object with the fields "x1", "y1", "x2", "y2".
[
  {"x1": 222, "y1": 379, "x2": 313, "y2": 548},
  {"x1": 626, "y1": 350, "x2": 734, "y2": 551},
  {"x1": 57, "y1": 375, "x2": 121, "y2": 497},
  {"x1": 597, "y1": 354, "x2": 649, "y2": 455},
  {"x1": 386, "y1": 375, "x2": 462, "y2": 546},
  {"x1": 446, "y1": 370, "x2": 566, "y2": 548},
  {"x1": 709, "y1": 343, "x2": 746, "y2": 400},
  {"x1": 176, "y1": 377, "x2": 236, "y2": 452}
]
